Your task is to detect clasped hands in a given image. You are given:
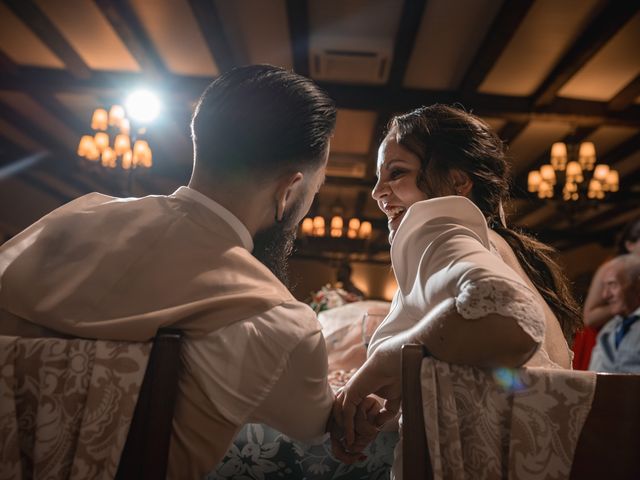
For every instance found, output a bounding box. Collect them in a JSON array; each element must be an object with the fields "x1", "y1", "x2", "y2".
[{"x1": 327, "y1": 343, "x2": 402, "y2": 463}]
